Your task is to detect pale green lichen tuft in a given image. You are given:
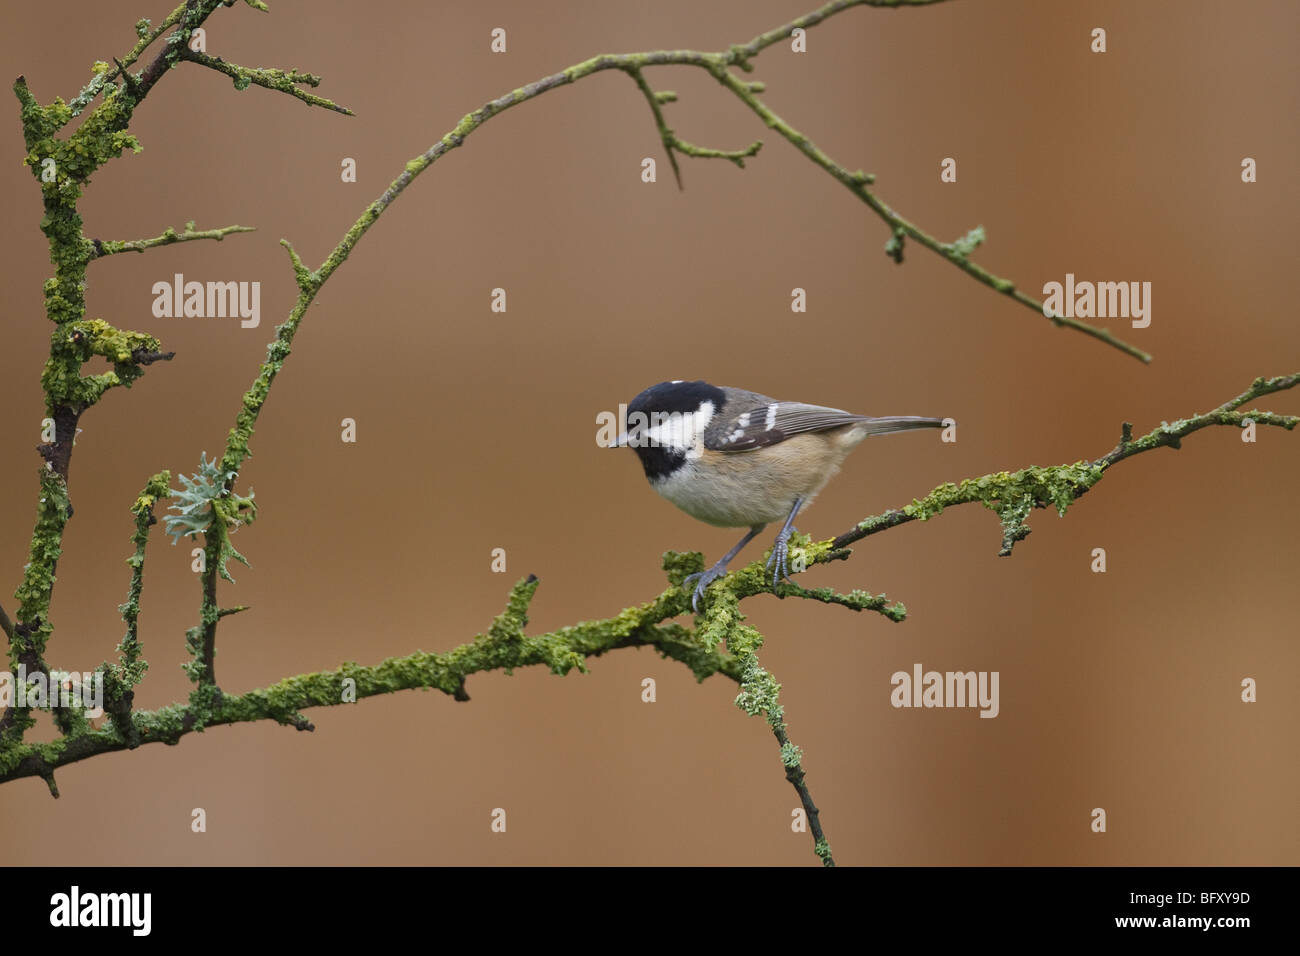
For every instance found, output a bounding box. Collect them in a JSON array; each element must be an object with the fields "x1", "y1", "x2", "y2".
[
  {"x1": 814, "y1": 838, "x2": 833, "y2": 866},
  {"x1": 949, "y1": 224, "x2": 985, "y2": 258},
  {"x1": 164, "y1": 452, "x2": 239, "y2": 543},
  {"x1": 735, "y1": 655, "x2": 780, "y2": 718},
  {"x1": 164, "y1": 453, "x2": 256, "y2": 581}
]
